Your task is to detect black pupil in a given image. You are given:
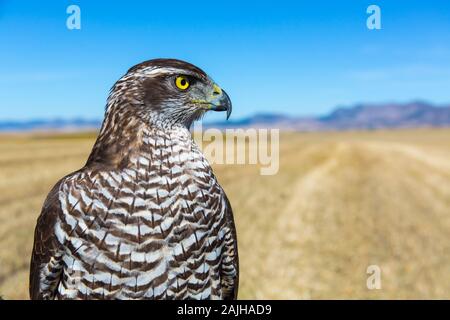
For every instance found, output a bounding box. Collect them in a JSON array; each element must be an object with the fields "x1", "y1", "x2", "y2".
[{"x1": 180, "y1": 78, "x2": 186, "y2": 86}]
